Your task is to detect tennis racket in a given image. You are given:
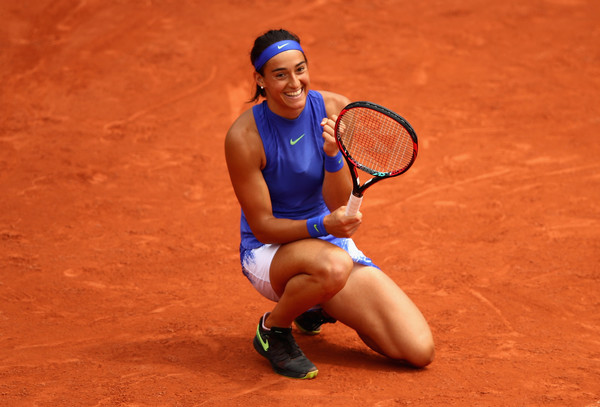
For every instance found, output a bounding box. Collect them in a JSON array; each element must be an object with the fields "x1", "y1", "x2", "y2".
[{"x1": 335, "y1": 101, "x2": 418, "y2": 216}]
